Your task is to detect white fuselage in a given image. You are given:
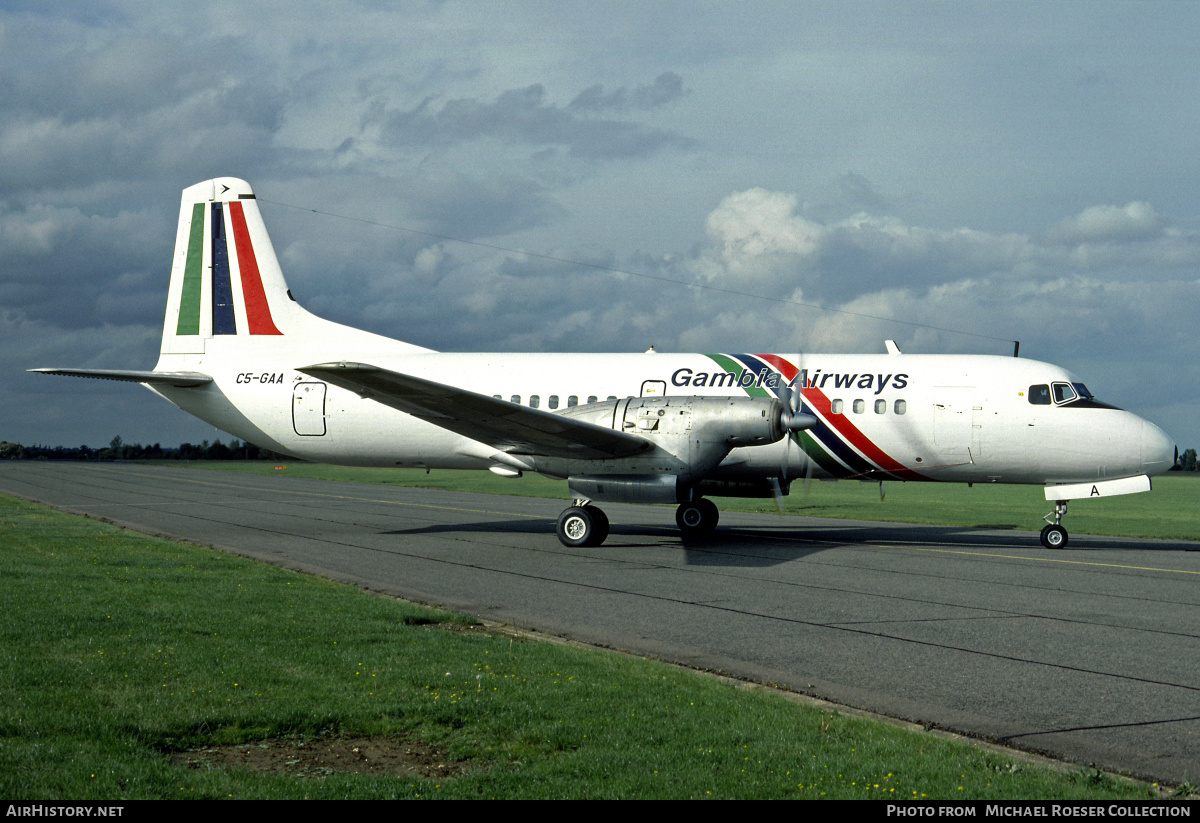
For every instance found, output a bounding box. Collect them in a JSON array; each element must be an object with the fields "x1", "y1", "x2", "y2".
[{"x1": 151, "y1": 340, "x2": 1176, "y2": 488}]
